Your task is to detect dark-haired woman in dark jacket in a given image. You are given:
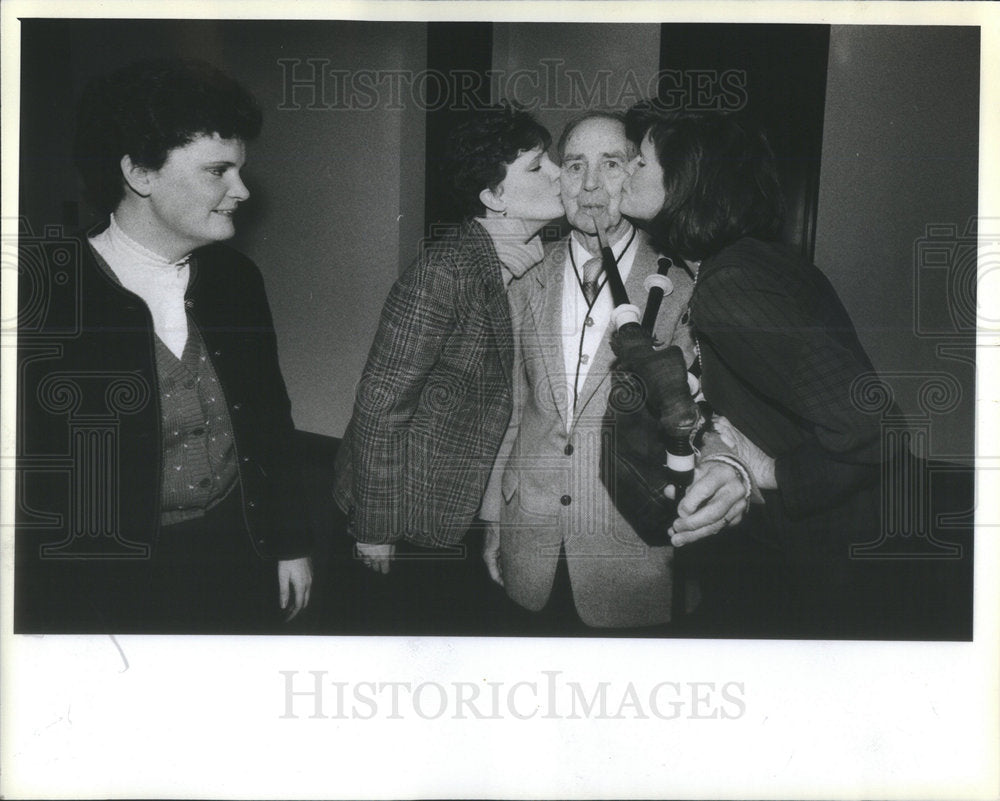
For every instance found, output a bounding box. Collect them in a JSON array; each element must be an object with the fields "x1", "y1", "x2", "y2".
[
  {"x1": 619, "y1": 108, "x2": 901, "y2": 635},
  {"x1": 18, "y1": 58, "x2": 313, "y2": 633}
]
